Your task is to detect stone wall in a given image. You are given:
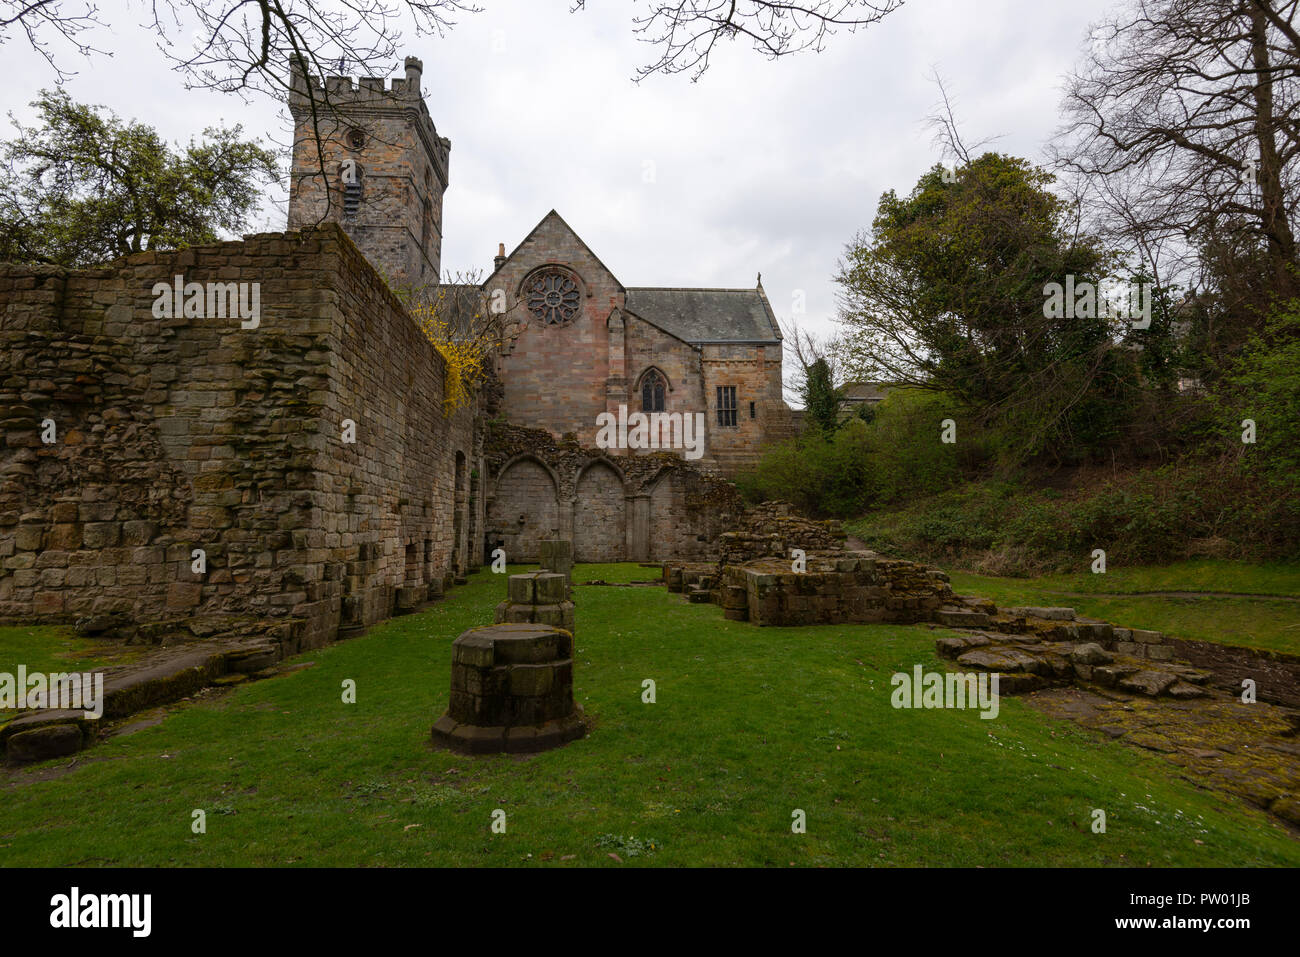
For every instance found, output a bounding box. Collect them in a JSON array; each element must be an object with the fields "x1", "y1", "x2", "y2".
[
  {"x1": 0, "y1": 223, "x2": 481, "y2": 652},
  {"x1": 484, "y1": 422, "x2": 741, "y2": 563},
  {"x1": 706, "y1": 555, "x2": 954, "y2": 626},
  {"x1": 699, "y1": 340, "x2": 787, "y2": 474}
]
